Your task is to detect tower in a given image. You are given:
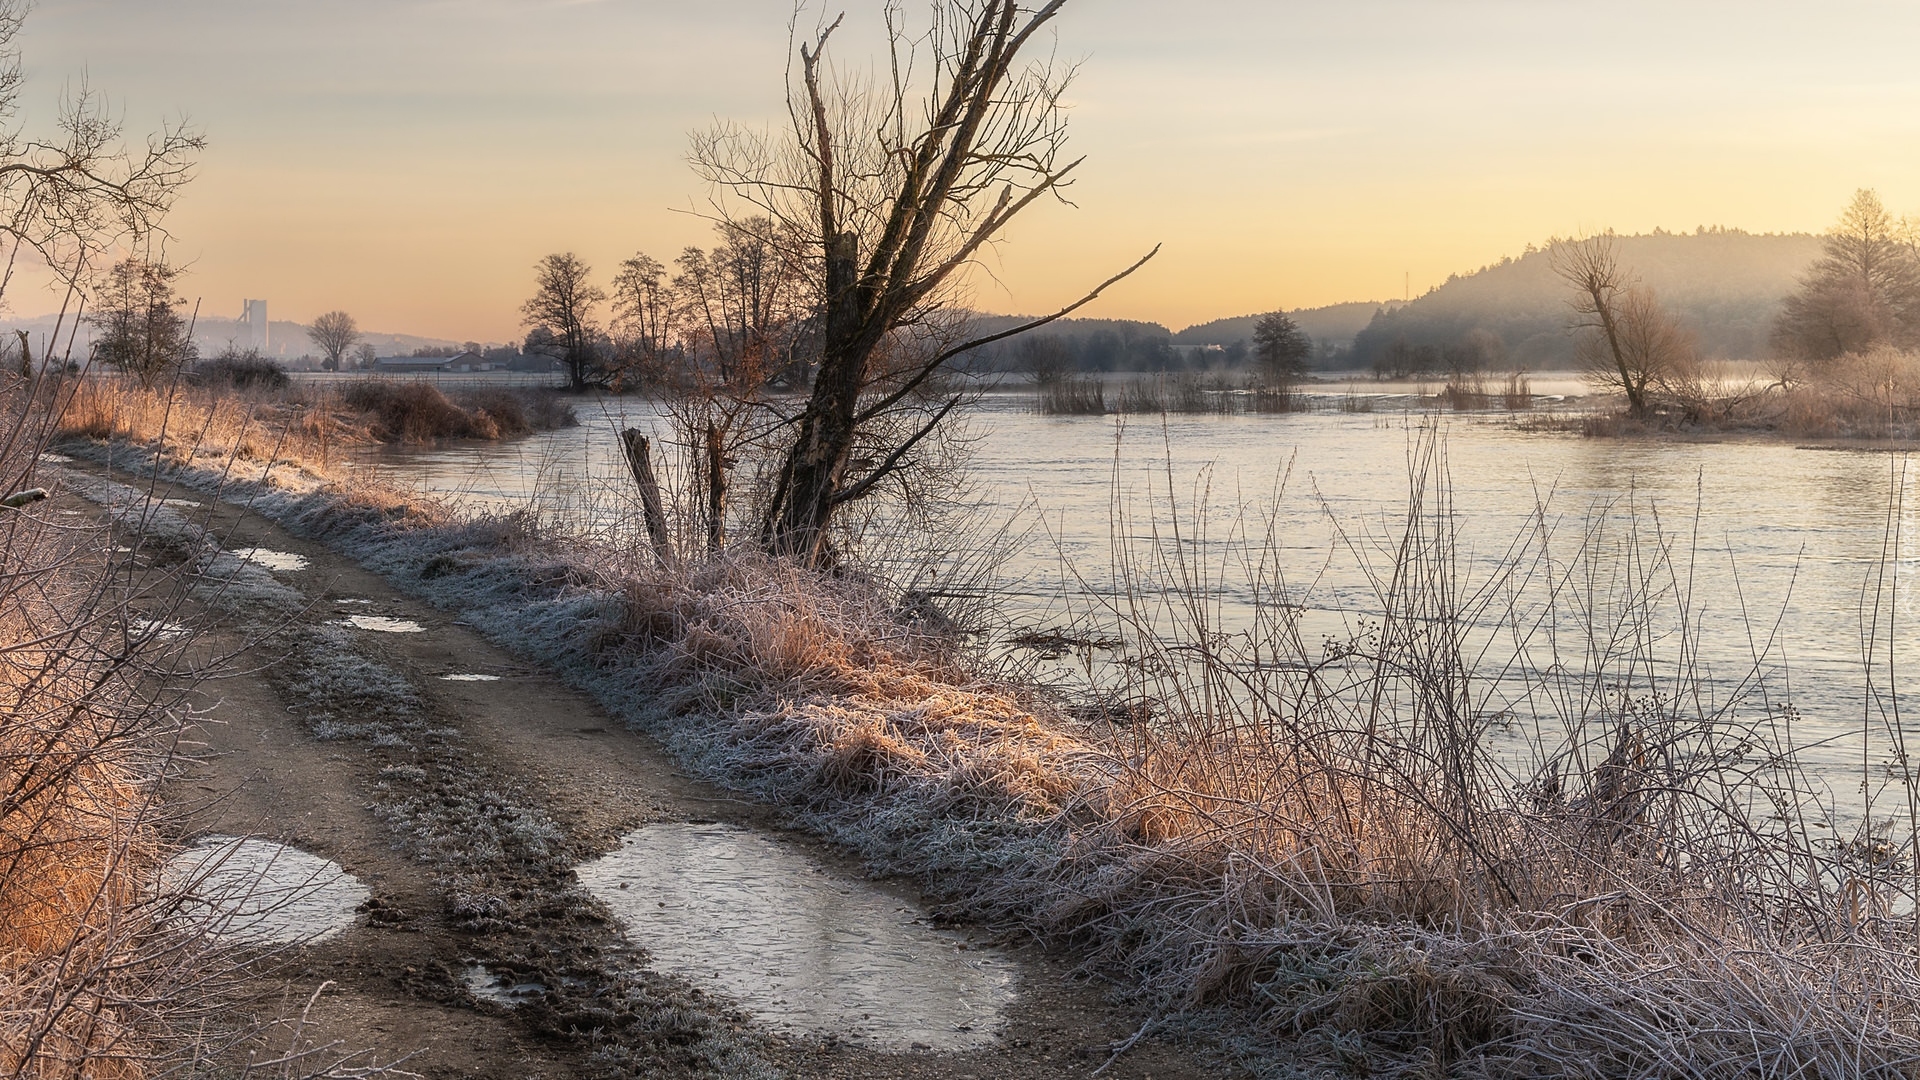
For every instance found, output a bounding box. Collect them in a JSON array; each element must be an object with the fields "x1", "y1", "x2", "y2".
[{"x1": 241, "y1": 299, "x2": 268, "y2": 353}]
